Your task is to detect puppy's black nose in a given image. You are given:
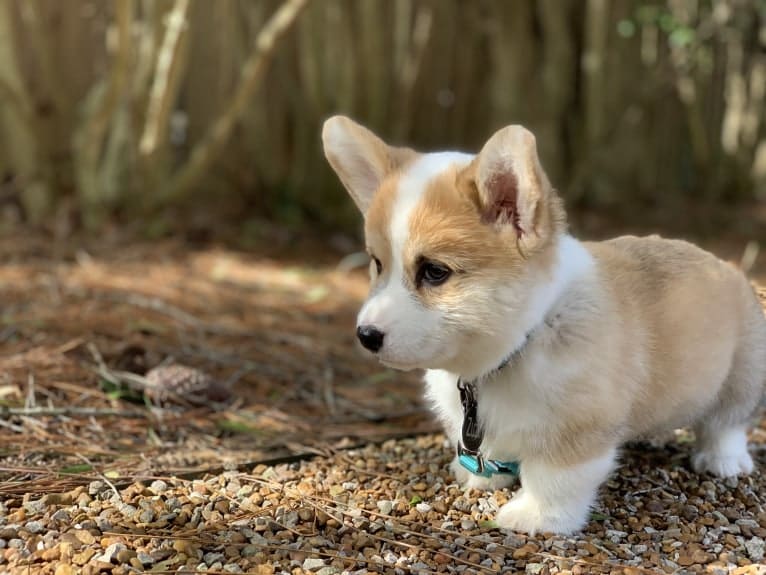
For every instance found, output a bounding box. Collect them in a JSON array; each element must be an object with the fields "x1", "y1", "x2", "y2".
[{"x1": 357, "y1": 325, "x2": 384, "y2": 352}]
